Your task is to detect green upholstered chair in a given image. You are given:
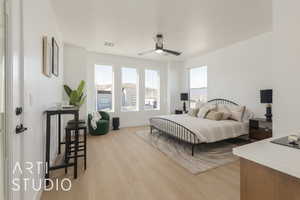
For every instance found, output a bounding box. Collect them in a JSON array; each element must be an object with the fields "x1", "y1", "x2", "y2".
[{"x1": 88, "y1": 111, "x2": 110, "y2": 135}]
